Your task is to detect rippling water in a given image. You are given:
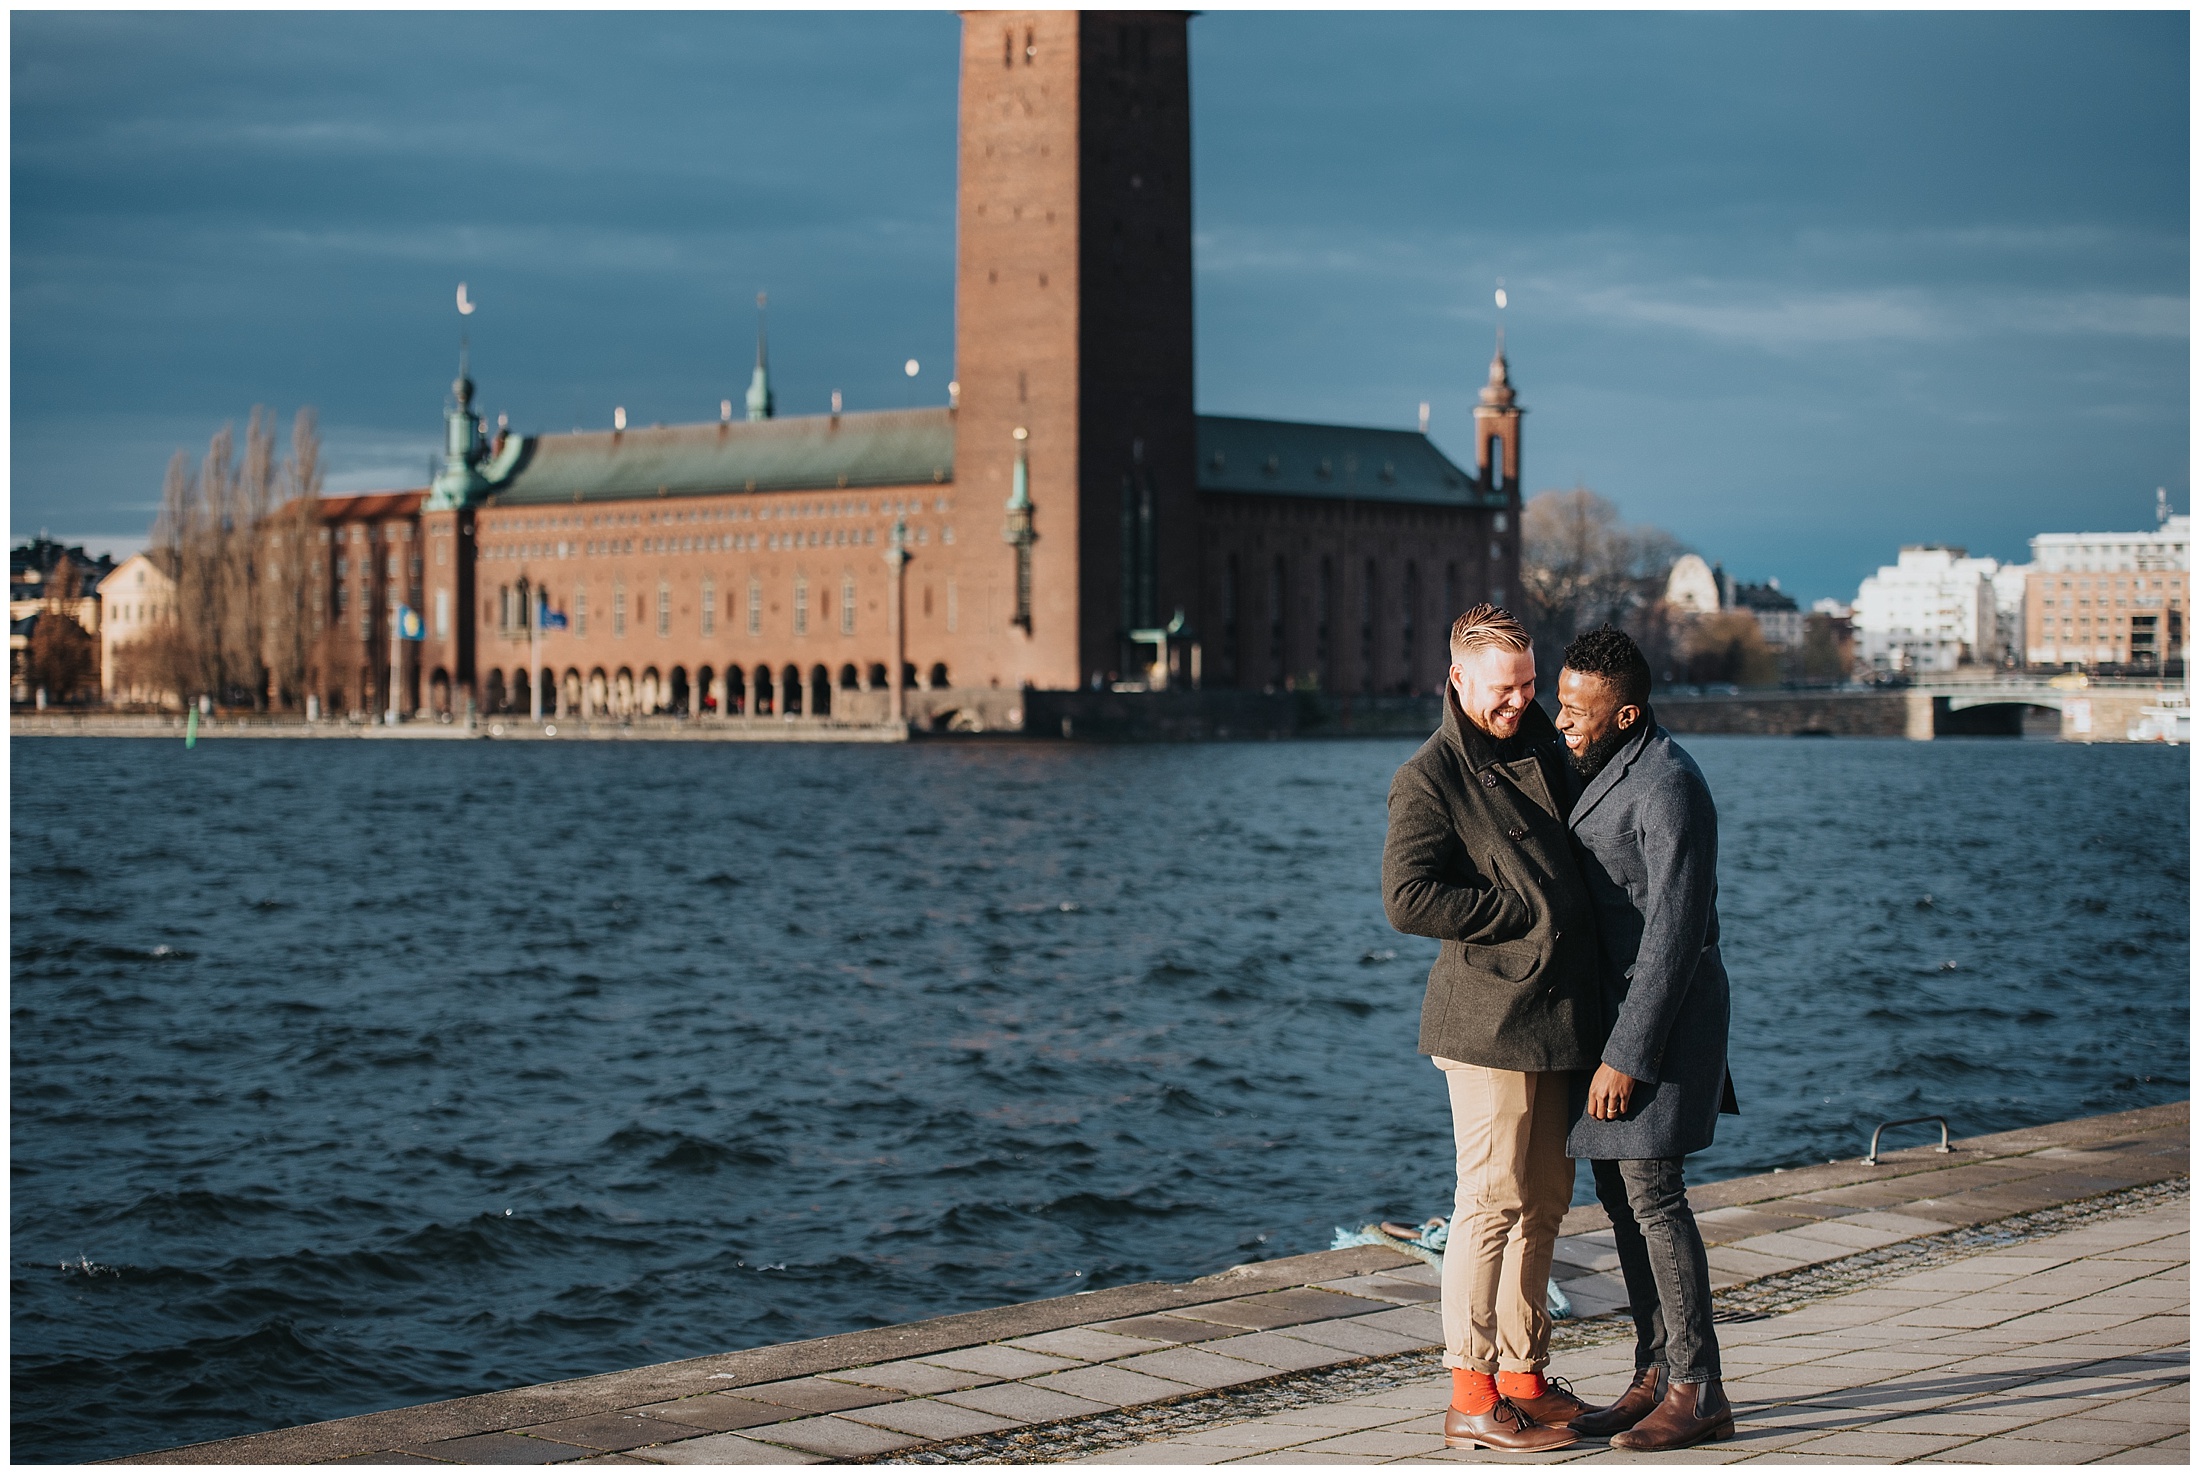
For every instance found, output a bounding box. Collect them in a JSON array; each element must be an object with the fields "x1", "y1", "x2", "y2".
[{"x1": 10, "y1": 733, "x2": 2187, "y2": 1461}]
